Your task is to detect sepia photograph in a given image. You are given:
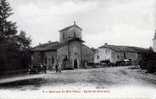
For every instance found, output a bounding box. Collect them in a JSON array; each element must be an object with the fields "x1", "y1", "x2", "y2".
[{"x1": 0, "y1": 0, "x2": 156, "y2": 98}]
